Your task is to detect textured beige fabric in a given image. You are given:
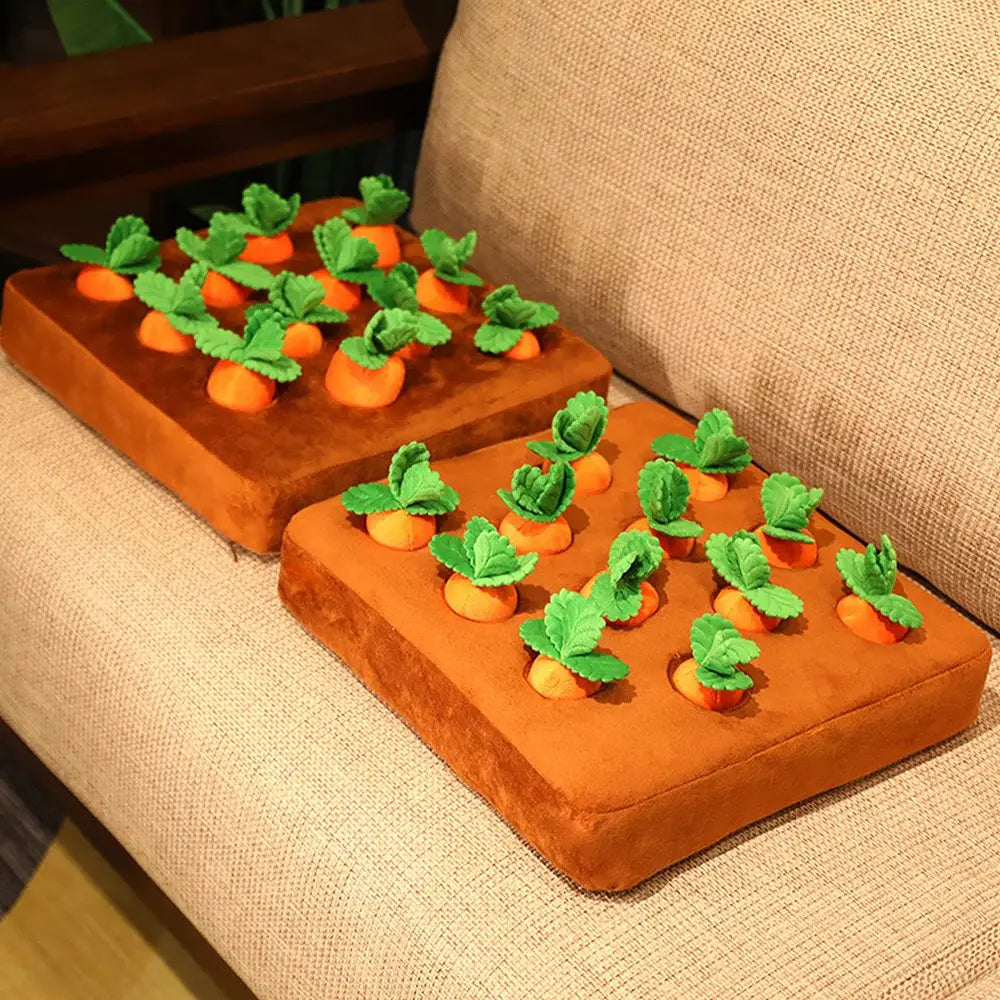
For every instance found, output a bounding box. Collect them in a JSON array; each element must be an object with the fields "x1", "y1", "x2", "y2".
[
  {"x1": 413, "y1": 0, "x2": 1000, "y2": 632},
  {"x1": 0, "y1": 360, "x2": 997, "y2": 1000}
]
